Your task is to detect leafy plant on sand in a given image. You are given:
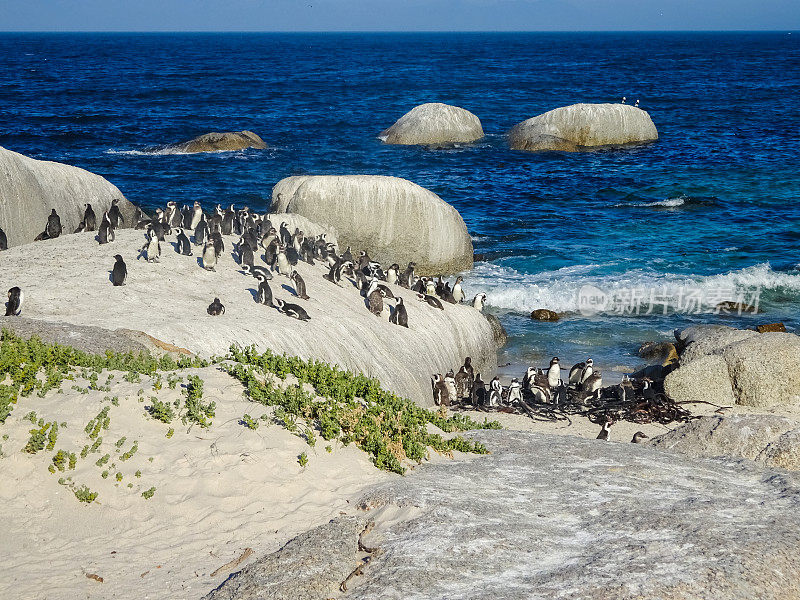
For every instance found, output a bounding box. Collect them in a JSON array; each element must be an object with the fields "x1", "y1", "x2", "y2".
[
  {"x1": 73, "y1": 485, "x2": 98, "y2": 503},
  {"x1": 182, "y1": 375, "x2": 215, "y2": 428},
  {"x1": 224, "y1": 345, "x2": 499, "y2": 475},
  {"x1": 146, "y1": 398, "x2": 175, "y2": 423}
]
